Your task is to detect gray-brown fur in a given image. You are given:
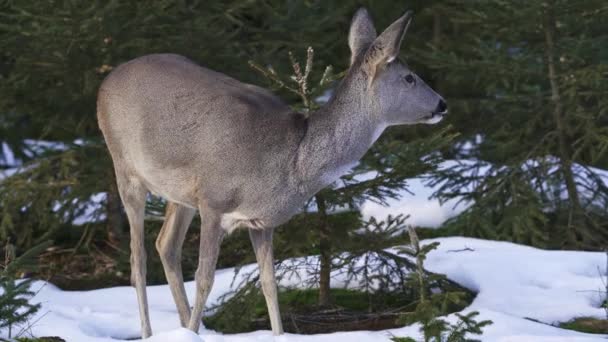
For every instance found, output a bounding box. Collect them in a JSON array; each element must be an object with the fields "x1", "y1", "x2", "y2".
[{"x1": 97, "y1": 7, "x2": 447, "y2": 338}]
